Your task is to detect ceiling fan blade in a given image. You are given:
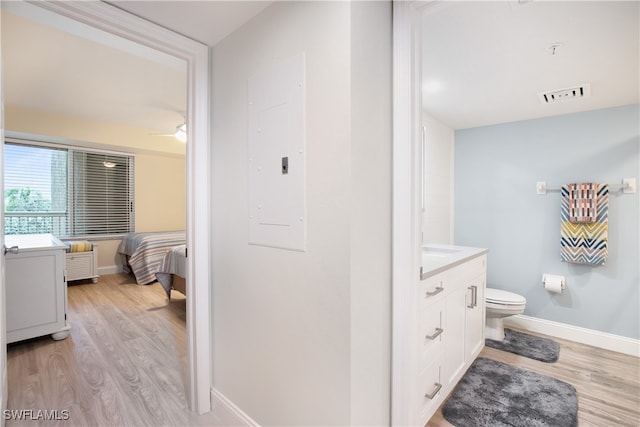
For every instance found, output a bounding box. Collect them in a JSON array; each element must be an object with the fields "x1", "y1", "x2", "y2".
[{"x1": 148, "y1": 123, "x2": 187, "y2": 139}]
